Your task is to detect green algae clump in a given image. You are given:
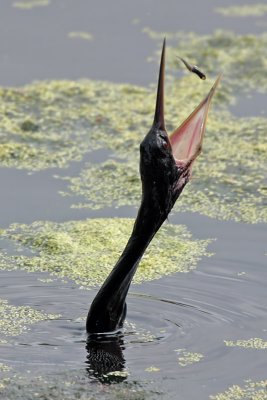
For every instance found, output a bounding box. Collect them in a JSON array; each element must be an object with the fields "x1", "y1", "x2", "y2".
[
  {"x1": 0, "y1": 365, "x2": 11, "y2": 373},
  {"x1": 210, "y1": 379, "x2": 267, "y2": 400},
  {"x1": 13, "y1": 0, "x2": 50, "y2": 9},
  {"x1": 216, "y1": 4, "x2": 267, "y2": 18},
  {"x1": 0, "y1": 218, "x2": 212, "y2": 288},
  {"x1": 175, "y1": 349, "x2": 204, "y2": 367},
  {"x1": 145, "y1": 366, "x2": 160, "y2": 372},
  {"x1": 68, "y1": 32, "x2": 94, "y2": 41},
  {"x1": 0, "y1": 298, "x2": 60, "y2": 337},
  {"x1": 62, "y1": 159, "x2": 141, "y2": 210},
  {"x1": 224, "y1": 338, "x2": 267, "y2": 350}
]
